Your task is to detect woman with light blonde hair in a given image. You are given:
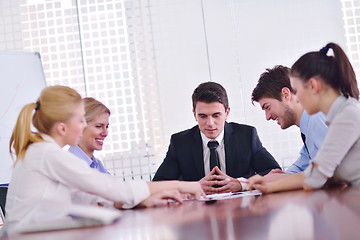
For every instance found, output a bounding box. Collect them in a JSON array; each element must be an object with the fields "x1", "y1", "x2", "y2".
[
  {"x1": 6, "y1": 85, "x2": 205, "y2": 228},
  {"x1": 68, "y1": 97, "x2": 111, "y2": 174}
]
